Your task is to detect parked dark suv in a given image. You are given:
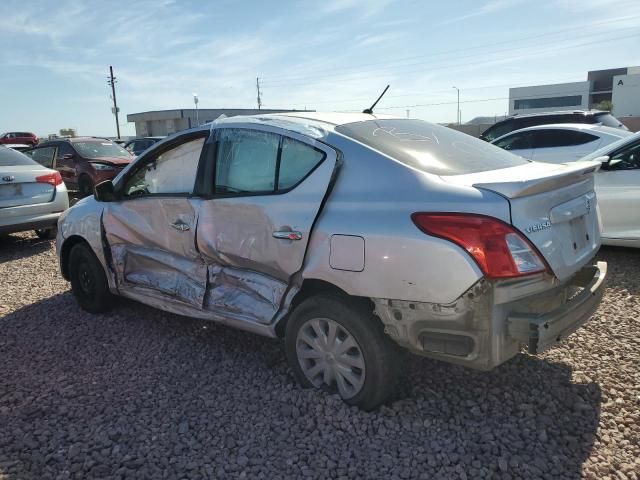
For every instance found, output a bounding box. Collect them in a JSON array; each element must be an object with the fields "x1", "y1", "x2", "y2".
[
  {"x1": 480, "y1": 110, "x2": 628, "y2": 142},
  {"x1": 0, "y1": 131, "x2": 38, "y2": 146},
  {"x1": 25, "y1": 137, "x2": 133, "y2": 196}
]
